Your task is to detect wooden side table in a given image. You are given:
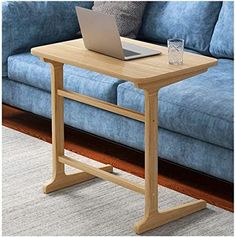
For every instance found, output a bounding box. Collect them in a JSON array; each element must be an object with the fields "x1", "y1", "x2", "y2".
[{"x1": 31, "y1": 38, "x2": 217, "y2": 234}]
